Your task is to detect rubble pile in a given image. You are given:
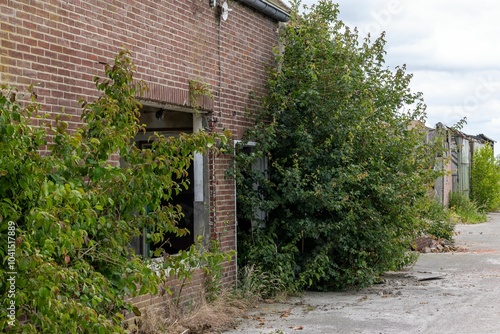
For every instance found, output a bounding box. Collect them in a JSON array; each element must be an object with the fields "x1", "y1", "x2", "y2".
[{"x1": 414, "y1": 236, "x2": 467, "y2": 253}]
